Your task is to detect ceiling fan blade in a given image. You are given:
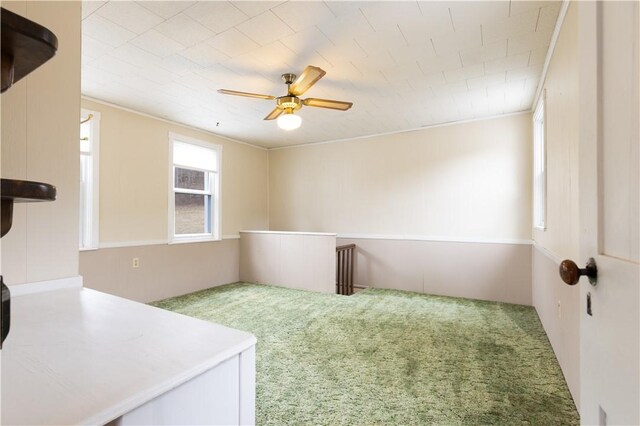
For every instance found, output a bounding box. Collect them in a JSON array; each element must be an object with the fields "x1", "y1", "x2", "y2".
[
  {"x1": 264, "y1": 107, "x2": 283, "y2": 120},
  {"x1": 302, "y1": 98, "x2": 353, "y2": 111},
  {"x1": 218, "y1": 89, "x2": 275, "y2": 100},
  {"x1": 289, "y1": 66, "x2": 326, "y2": 96}
]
